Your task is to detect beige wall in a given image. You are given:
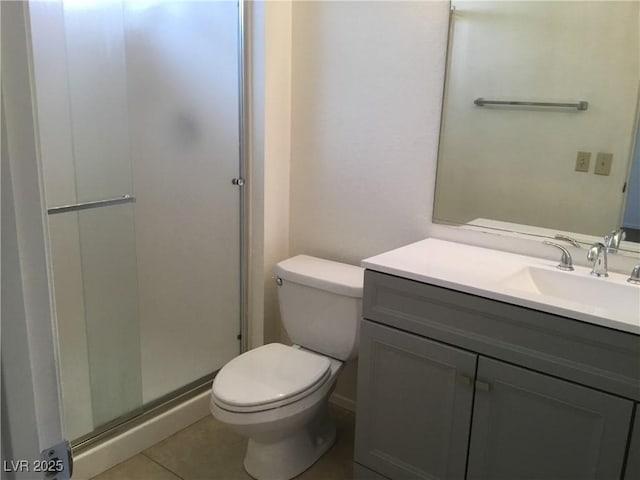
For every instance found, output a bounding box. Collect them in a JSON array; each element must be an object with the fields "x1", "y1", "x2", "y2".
[
  {"x1": 263, "y1": 1, "x2": 293, "y2": 345},
  {"x1": 248, "y1": 0, "x2": 294, "y2": 349},
  {"x1": 288, "y1": 0, "x2": 451, "y2": 403}
]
